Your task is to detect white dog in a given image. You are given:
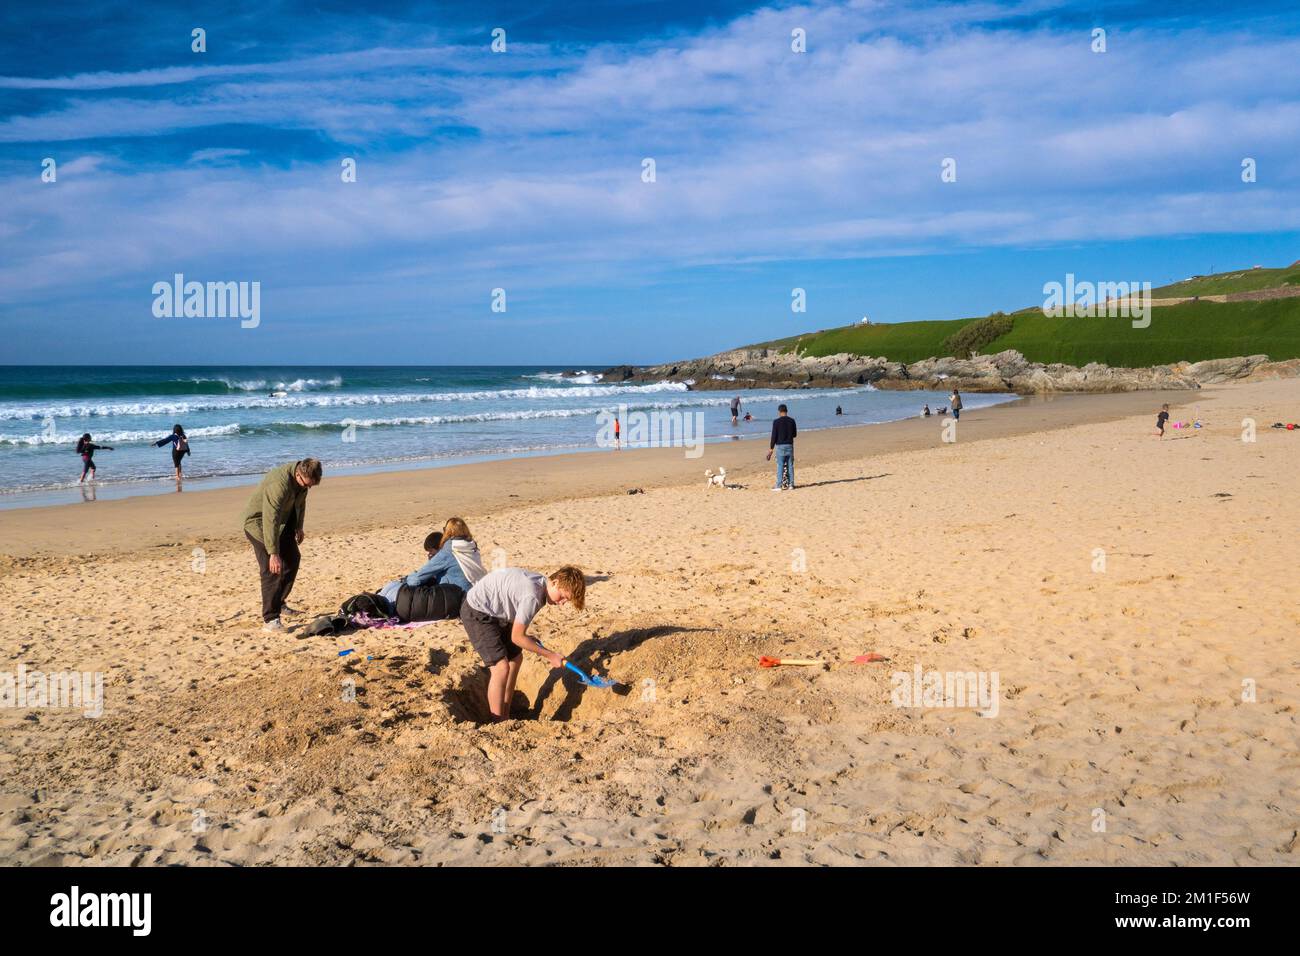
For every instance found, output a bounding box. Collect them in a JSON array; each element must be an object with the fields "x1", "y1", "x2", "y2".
[{"x1": 705, "y1": 467, "x2": 728, "y2": 489}]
